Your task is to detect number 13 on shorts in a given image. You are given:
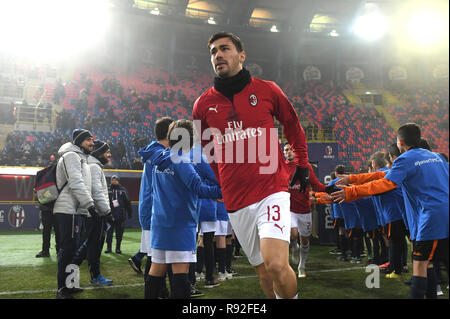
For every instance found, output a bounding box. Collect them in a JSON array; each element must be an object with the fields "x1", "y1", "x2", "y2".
[{"x1": 267, "y1": 205, "x2": 281, "y2": 221}]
